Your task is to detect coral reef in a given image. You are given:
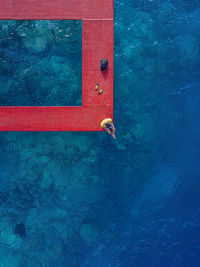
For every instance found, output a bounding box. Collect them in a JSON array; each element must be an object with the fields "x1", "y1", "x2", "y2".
[
  {"x1": 0, "y1": 20, "x2": 82, "y2": 106},
  {"x1": 79, "y1": 223, "x2": 99, "y2": 245}
]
